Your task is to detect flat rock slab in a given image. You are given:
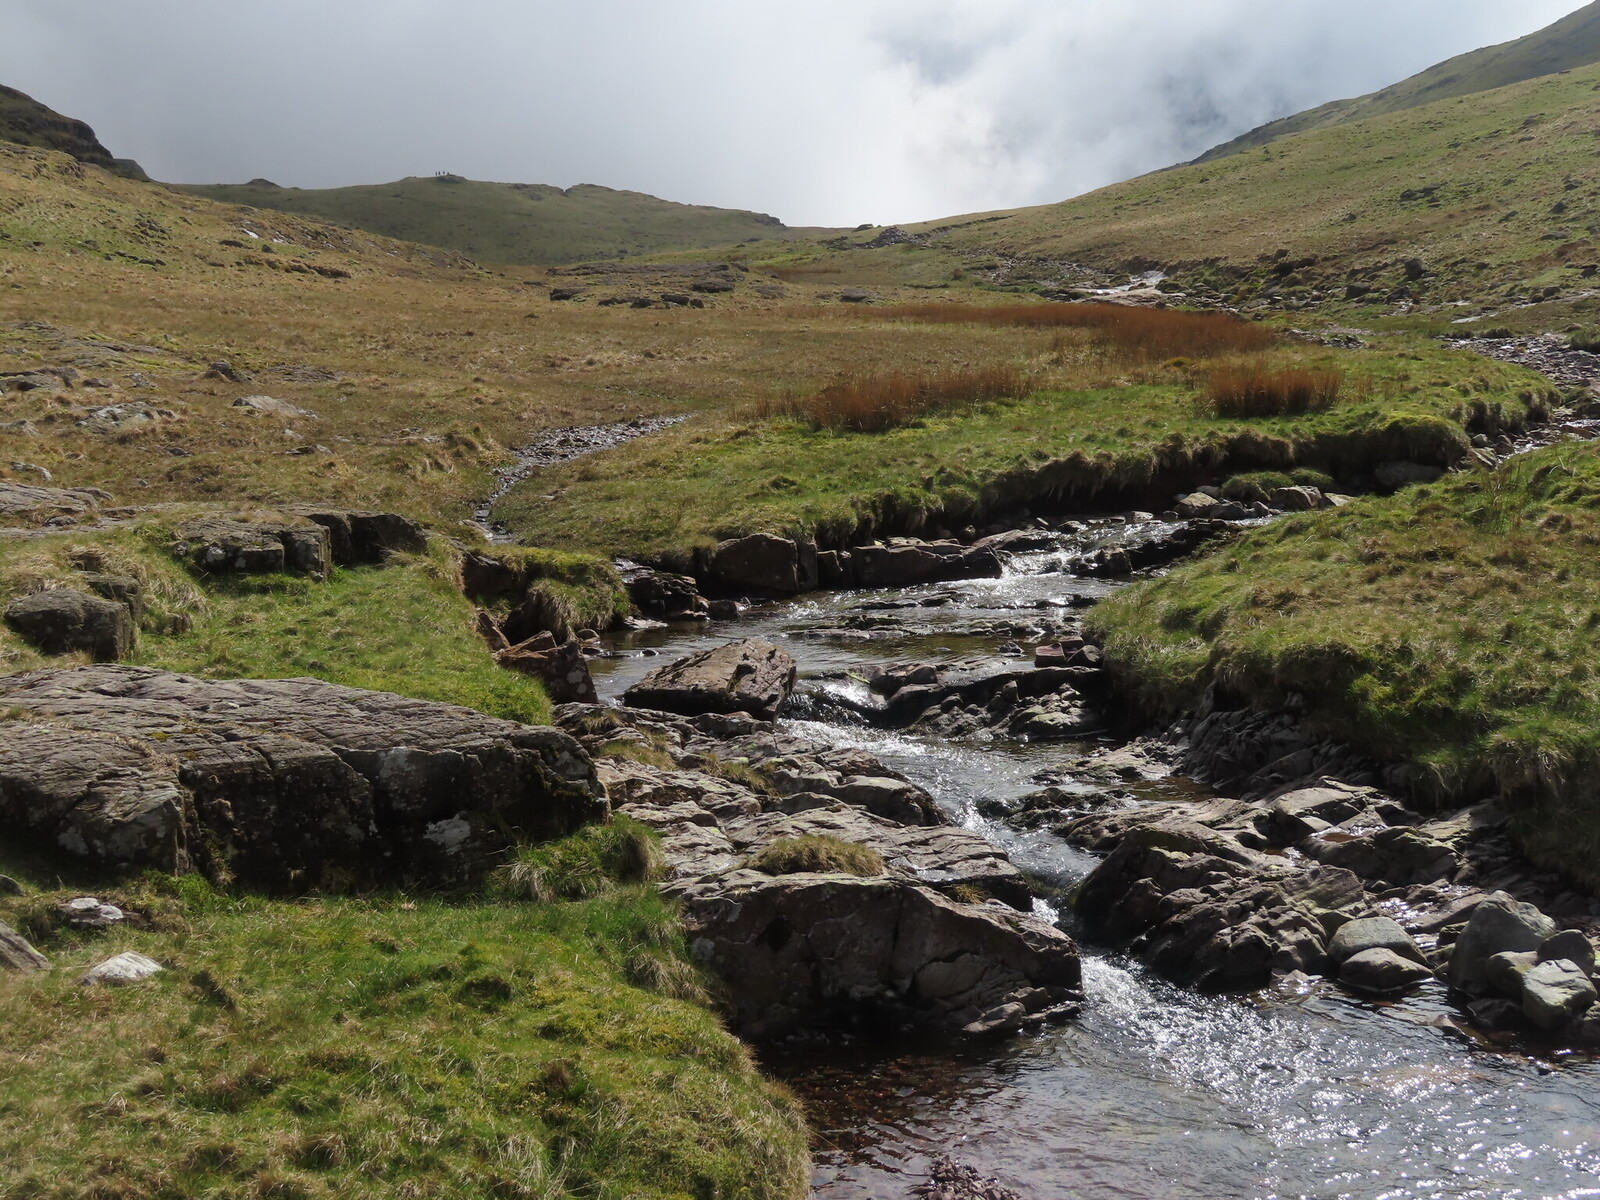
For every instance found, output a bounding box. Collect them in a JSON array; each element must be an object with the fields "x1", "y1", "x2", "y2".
[
  {"x1": 0, "y1": 481, "x2": 111, "y2": 525},
  {"x1": 624, "y1": 638, "x2": 797, "y2": 721},
  {"x1": 0, "y1": 665, "x2": 605, "y2": 889},
  {"x1": 668, "y1": 870, "x2": 1079, "y2": 1039}
]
